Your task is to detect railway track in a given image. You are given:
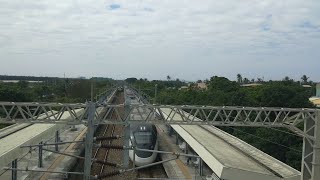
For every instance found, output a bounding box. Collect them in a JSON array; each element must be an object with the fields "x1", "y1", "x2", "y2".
[
  {"x1": 95, "y1": 91, "x2": 137, "y2": 180},
  {"x1": 91, "y1": 90, "x2": 168, "y2": 180},
  {"x1": 91, "y1": 91, "x2": 130, "y2": 179},
  {"x1": 91, "y1": 124, "x2": 116, "y2": 176}
]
